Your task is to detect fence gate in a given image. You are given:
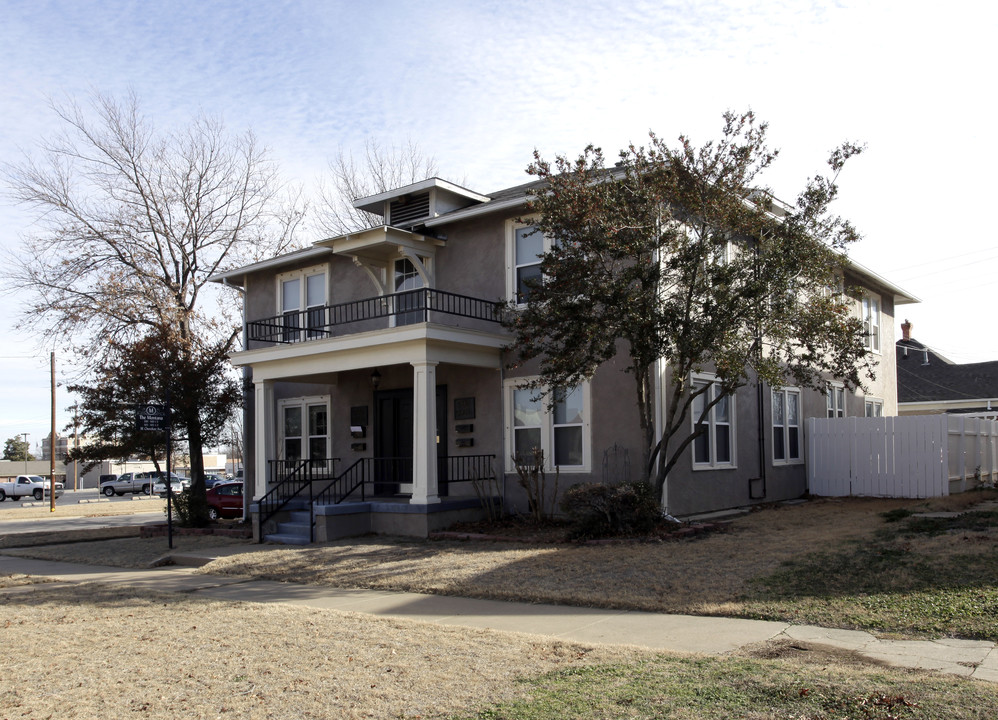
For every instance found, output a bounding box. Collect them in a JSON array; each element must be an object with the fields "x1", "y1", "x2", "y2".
[{"x1": 807, "y1": 415, "x2": 998, "y2": 498}]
